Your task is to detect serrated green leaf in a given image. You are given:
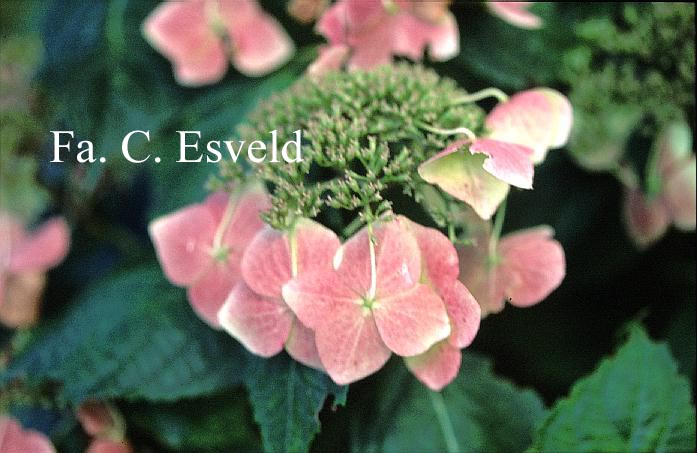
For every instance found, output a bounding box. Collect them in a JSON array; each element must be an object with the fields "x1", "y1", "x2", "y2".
[
  {"x1": 244, "y1": 354, "x2": 347, "y2": 453},
  {"x1": 353, "y1": 354, "x2": 545, "y2": 453},
  {"x1": 529, "y1": 325, "x2": 697, "y2": 452},
  {"x1": 2, "y1": 265, "x2": 249, "y2": 403}
]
